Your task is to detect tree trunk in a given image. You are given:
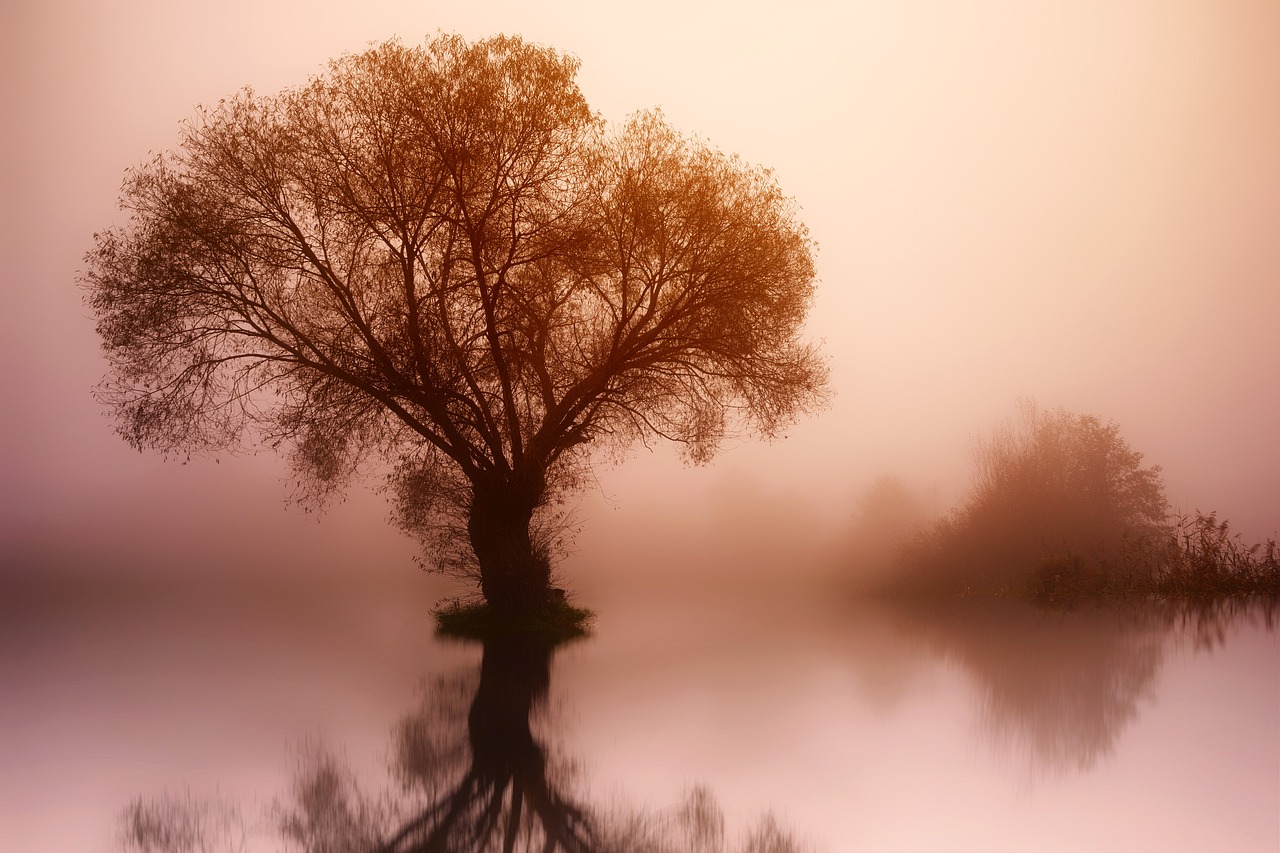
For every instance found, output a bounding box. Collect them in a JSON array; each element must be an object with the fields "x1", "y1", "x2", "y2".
[{"x1": 467, "y1": 467, "x2": 551, "y2": 616}]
